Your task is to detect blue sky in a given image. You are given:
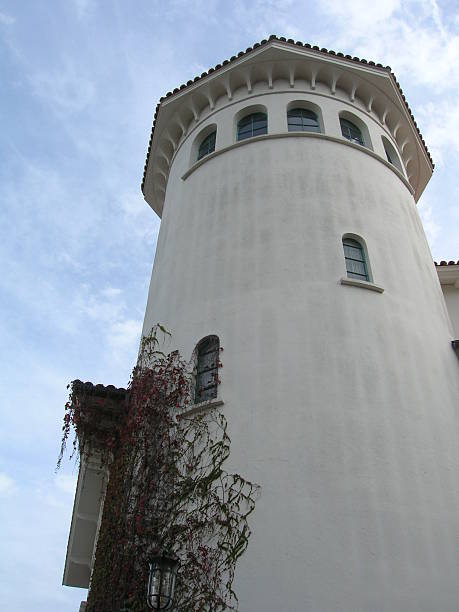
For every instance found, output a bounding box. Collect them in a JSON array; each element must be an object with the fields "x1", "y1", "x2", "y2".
[{"x1": 0, "y1": 1, "x2": 458, "y2": 610}]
